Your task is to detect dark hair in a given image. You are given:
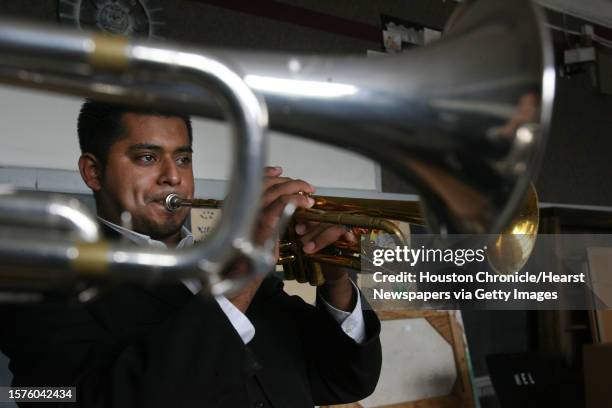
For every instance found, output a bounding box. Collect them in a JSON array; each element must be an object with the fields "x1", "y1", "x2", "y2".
[{"x1": 77, "y1": 100, "x2": 193, "y2": 165}]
